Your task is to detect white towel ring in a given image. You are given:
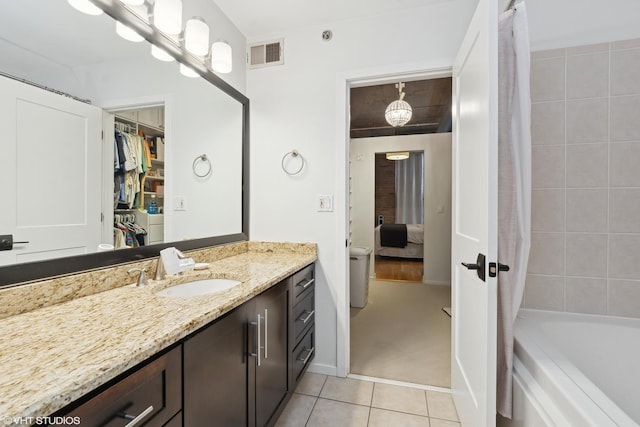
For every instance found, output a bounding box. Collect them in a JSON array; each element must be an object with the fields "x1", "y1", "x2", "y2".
[
  {"x1": 193, "y1": 154, "x2": 212, "y2": 178},
  {"x1": 281, "y1": 150, "x2": 305, "y2": 176}
]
